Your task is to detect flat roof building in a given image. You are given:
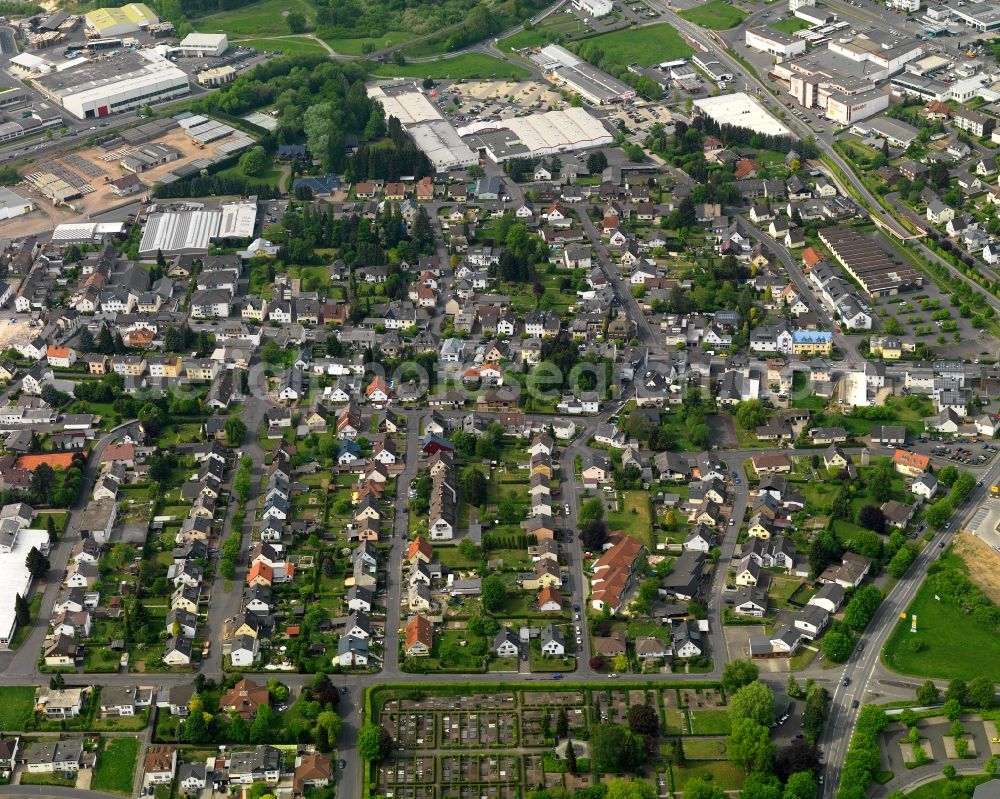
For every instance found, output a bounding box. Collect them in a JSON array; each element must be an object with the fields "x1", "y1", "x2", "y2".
[
  {"x1": 0, "y1": 527, "x2": 47, "y2": 645},
  {"x1": 176, "y1": 32, "x2": 228, "y2": 57},
  {"x1": 945, "y1": 2, "x2": 1000, "y2": 31},
  {"x1": 33, "y1": 50, "x2": 188, "y2": 119},
  {"x1": 746, "y1": 26, "x2": 807, "y2": 58},
  {"x1": 218, "y1": 200, "x2": 257, "y2": 239},
  {"x1": 0, "y1": 188, "x2": 34, "y2": 222},
  {"x1": 139, "y1": 209, "x2": 222, "y2": 256},
  {"x1": 693, "y1": 92, "x2": 792, "y2": 137},
  {"x1": 460, "y1": 107, "x2": 613, "y2": 162}
]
